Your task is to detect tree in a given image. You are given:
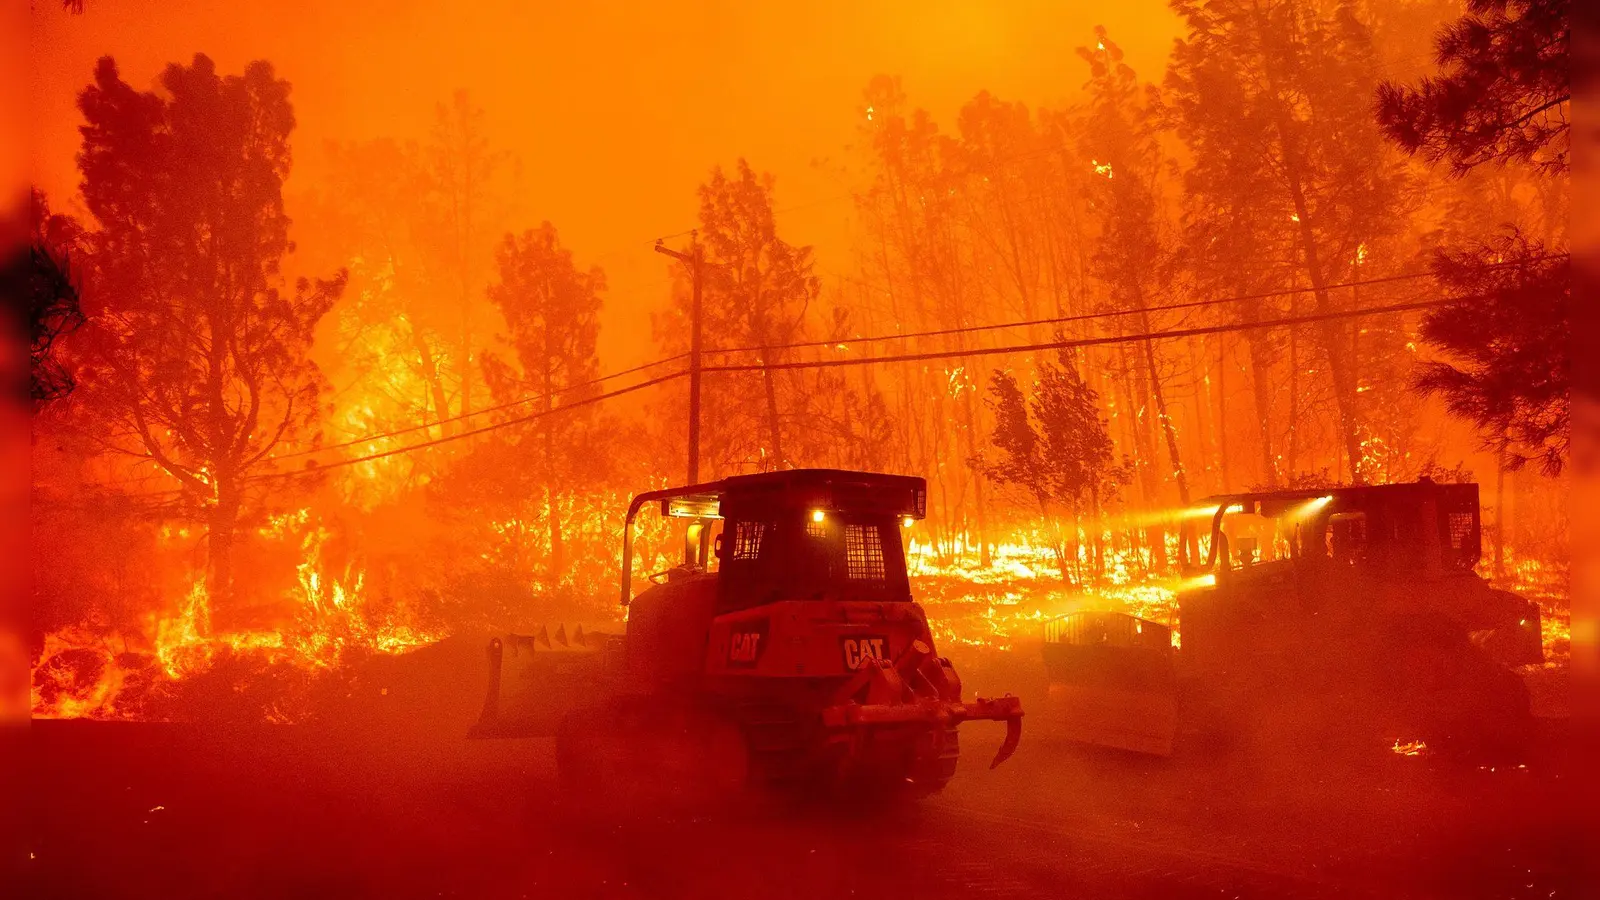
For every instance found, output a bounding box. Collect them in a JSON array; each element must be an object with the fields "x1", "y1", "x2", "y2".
[
  {"x1": 1416, "y1": 235, "x2": 1567, "y2": 474},
  {"x1": 856, "y1": 76, "x2": 1001, "y2": 563},
  {"x1": 1078, "y1": 27, "x2": 1191, "y2": 517},
  {"x1": 481, "y1": 222, "x2": 604, "y2": 586},
  {"x1": 312, "y1": 137, "x2": 460, "y2": 448},
  {"x1": 1377, "y1": 0, "x2": 1569, "y2": 478},
  {"x1": 1376, "y1": 0, "x2": 1569, "y2": 175},
  {"x1": 73, "y1": 55, "x2": 345, "y2": 623},
  {"x1": 983, "y1": 348, "x2": 1116, "y2": 582},
  {"x1": 428, "y1": 91, "x2": 506, "y2": 420},
  {"x1": 1166, "y1": 0, "x2": 1409, "y2": 484},
  {"x1": 659, "y1": 160, "x2": 817, "y2": 470}
]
